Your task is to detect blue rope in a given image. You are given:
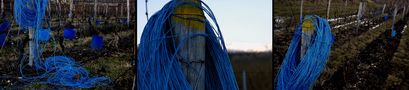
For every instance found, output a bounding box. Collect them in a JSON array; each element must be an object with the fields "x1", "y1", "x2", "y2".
[
  {"x1": 14, "y1": 0, "x2": 48, "y2": 70},
  {"x1": 392, "y1": 27, "x2": 397, "y2": 37},
  {"x1": 35, "y1": 28, "x2": 51, "y2": 42},
  {"x1": 90, "y1": 35, "x2": 104, "y2": 50},
  {"x1": 0, "y1": 20, "x2": 10, "y2": 47},
  {"x1": 0, "y1": 33, "x2": 6, "y2": 47},
  {"x1": 19, "y1": 56, "x2": 112, "y2": 88},
  {"x1": 120, "y1": 18, "x2": 128, "y2": 25},
  {"x1": 64, "y1": 28, "x2": 76, "y2": 40},
  {"x1": 96, "y1": 19, "x2": 101, "y2": 26},
  {"x1": 14, "y1": 0, "x2": 47, "y2": 29},
  {"x1": 14, "y1": 0, "x2": 111, "y2": 88},
  {"x1": 137, "y1": 0, "x2": 238, "y2": 90},
  {"x1": 384, "y1": 15, "x2": 390, "y2": 21},
  {"x1": 275, "y1": 15, "x2": 334, "y2": 90}
]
